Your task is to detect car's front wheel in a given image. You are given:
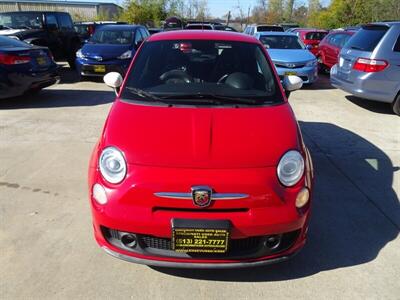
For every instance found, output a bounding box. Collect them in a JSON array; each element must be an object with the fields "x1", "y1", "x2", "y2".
[{"x1": 392, "y1": 93, "x2": 400, "y2": 116}]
